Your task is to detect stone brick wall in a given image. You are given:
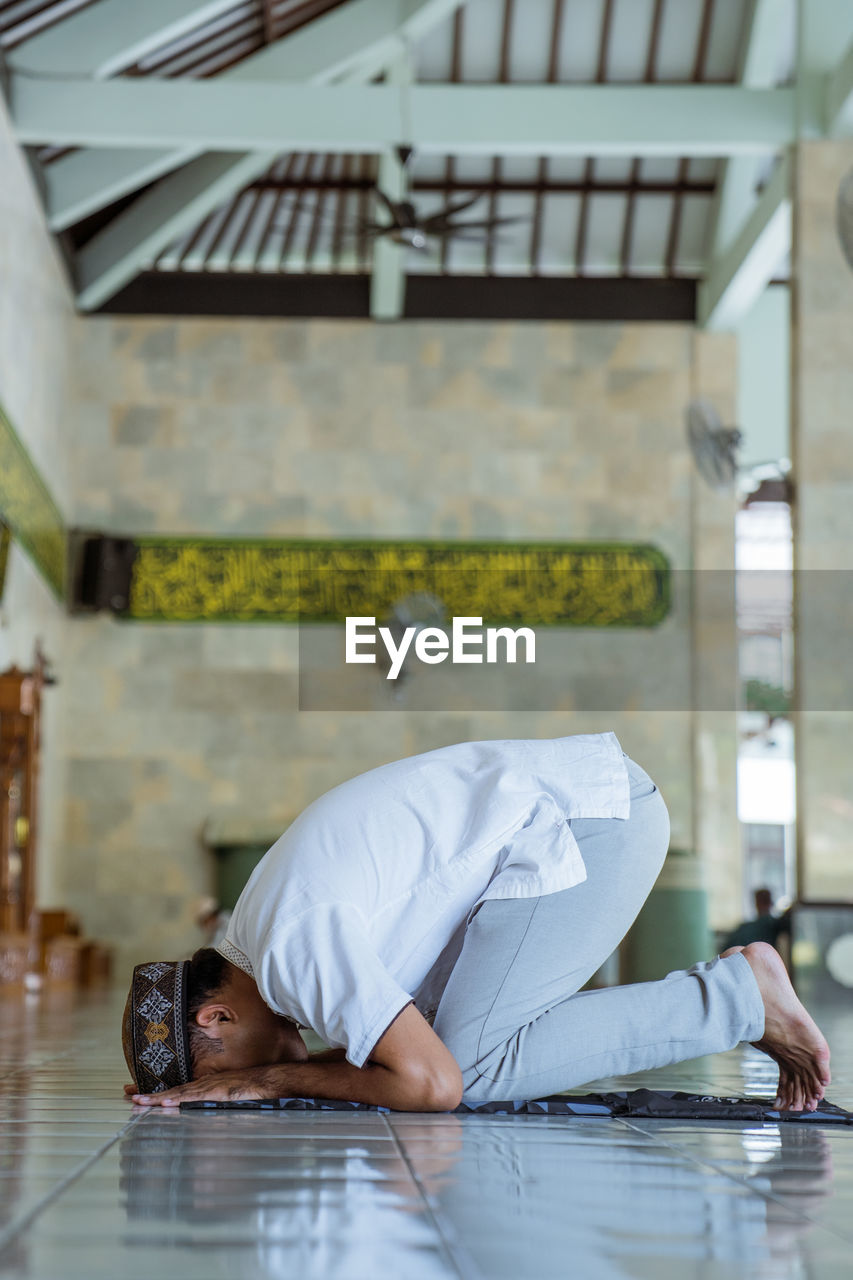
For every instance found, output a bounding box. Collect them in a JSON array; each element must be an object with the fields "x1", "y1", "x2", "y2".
[{"x1": 65, "y1": 316, "x2": 738, "y2": 965}]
